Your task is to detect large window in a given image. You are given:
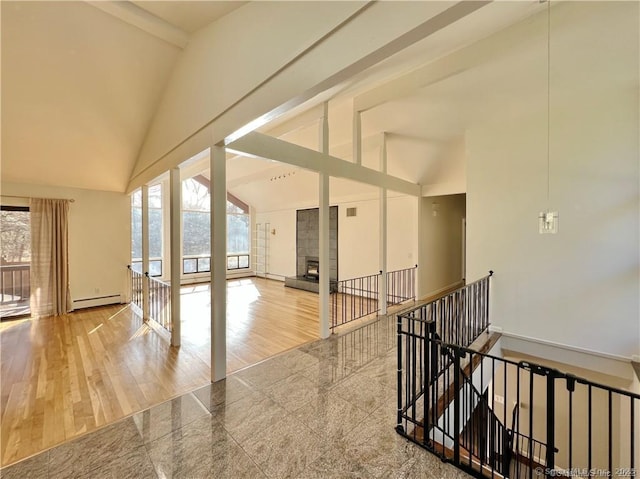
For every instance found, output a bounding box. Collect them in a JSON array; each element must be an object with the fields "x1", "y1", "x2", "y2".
[
  {"x1": 181, "y1": 177, "x2": 250, "y2": 273},
  {"x1": 182, "y1": 178, "x2": 210, "y2": 262},
  {"x1": 226, "y1": 197, "x2": 250, "y2": 269},
  {"x1": 131, "y1": 185, "x2": 163, "y2": 276},
  {"x1": 0, "y1": 206, "x2": 31, "y2": 318}
]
